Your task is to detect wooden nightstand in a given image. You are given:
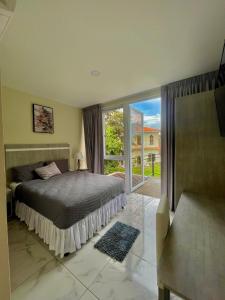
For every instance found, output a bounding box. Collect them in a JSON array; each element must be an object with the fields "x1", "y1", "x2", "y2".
[{"x1": 6, "y1": 187, "x2": 13, "y2": 219}]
